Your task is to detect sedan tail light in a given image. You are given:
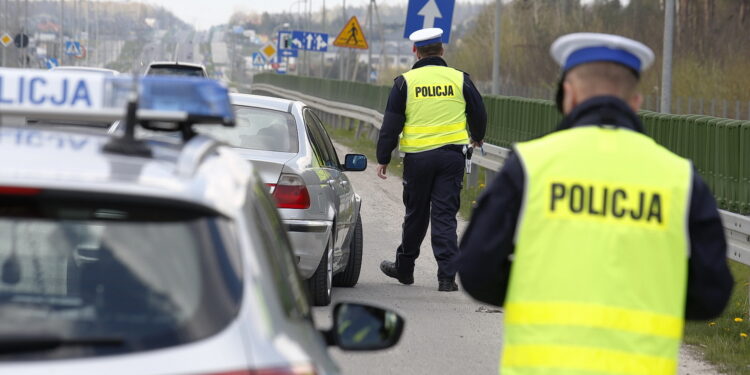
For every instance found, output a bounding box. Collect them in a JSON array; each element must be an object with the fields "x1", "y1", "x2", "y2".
[
  {"x1": 267, "y1": 174, "x2": 310, "y2": 209},
  {"x1": 205, "y1": 363, "x2": 317, "y2": 375},
  {"x1": 0, "y1": 186, "x2": 41, "y2": 195}
]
